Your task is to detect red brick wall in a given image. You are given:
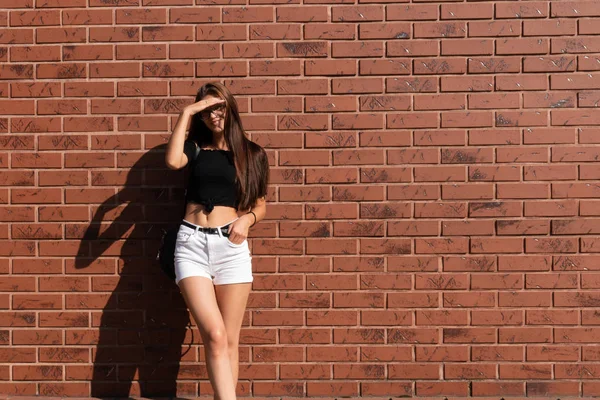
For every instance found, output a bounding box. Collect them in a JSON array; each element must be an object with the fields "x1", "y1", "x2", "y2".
[{"x1": 2, "y1": 0, "x2": 600, "y2": 397}]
